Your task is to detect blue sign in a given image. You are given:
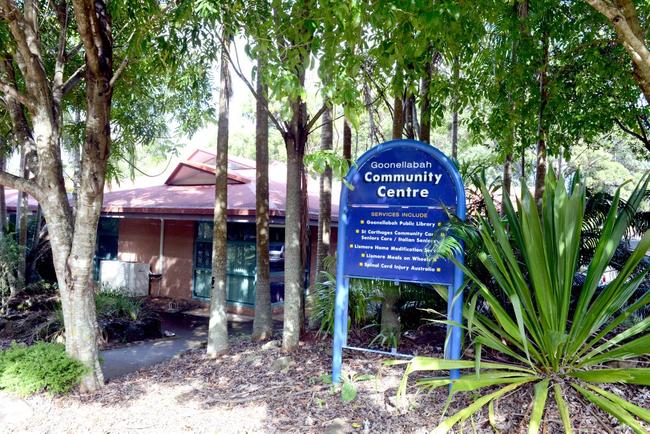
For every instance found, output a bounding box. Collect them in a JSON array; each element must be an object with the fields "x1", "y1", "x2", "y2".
[
  {"x1": 344, "y1": 206, "x2": 453, "y2": 284},
  {"x1": 347, "y1": 145, "x2": 459, "y2": 208},
  {"x1": 332, "y1": 140, "x2": 466, "y2": 385}
]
